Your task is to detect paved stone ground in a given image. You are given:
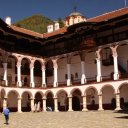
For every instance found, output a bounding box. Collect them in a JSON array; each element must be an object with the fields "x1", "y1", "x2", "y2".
[{"x1": 0, "y1": 111, "x2": 128, "y2": 128}]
